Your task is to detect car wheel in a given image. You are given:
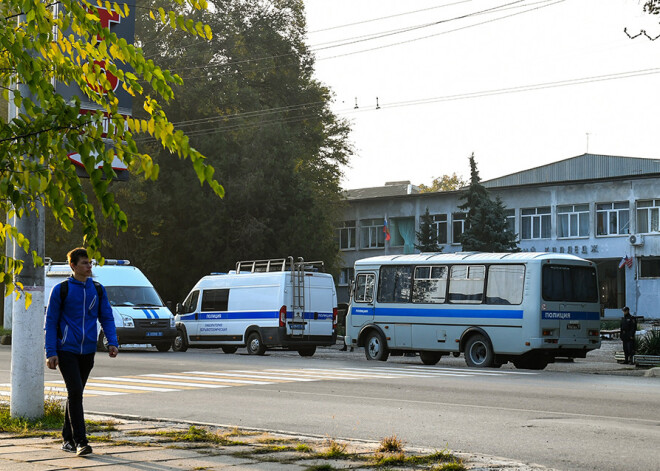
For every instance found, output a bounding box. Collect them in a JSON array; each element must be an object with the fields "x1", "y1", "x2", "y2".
[
  {"x1": 364, "y1": 330, "x2": 389, "y2": 361},
  {"x1": 298, "y1": 346, "x2": 316, "y2": 357},
  {"x1": 464, "y1": 334, "x2": 494, "y2": 368},
  {"x1": 246, "y1": 332, "x2": 266, "y2": 355},
  {"x1": 172, "y1": 328, "x2": 188, "y2": 352},
  {"x1": 221, "y1": 346, "x2": 238, "y2": 354},
  {"x1": 97, "y1": 331, "x2": 109, "y2": 352},
  {"x1": 155, "y1": 342, "x2": 170, "y2": 352},
  {"x1": 419, "y1": 351, "x2": 442, "y2": 365}
]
